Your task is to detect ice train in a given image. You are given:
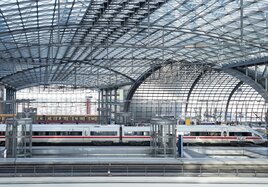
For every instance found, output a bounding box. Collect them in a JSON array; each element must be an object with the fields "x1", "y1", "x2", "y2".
[{"x1": 0, "y1": 124, "x2": 265, "y2": 145}]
